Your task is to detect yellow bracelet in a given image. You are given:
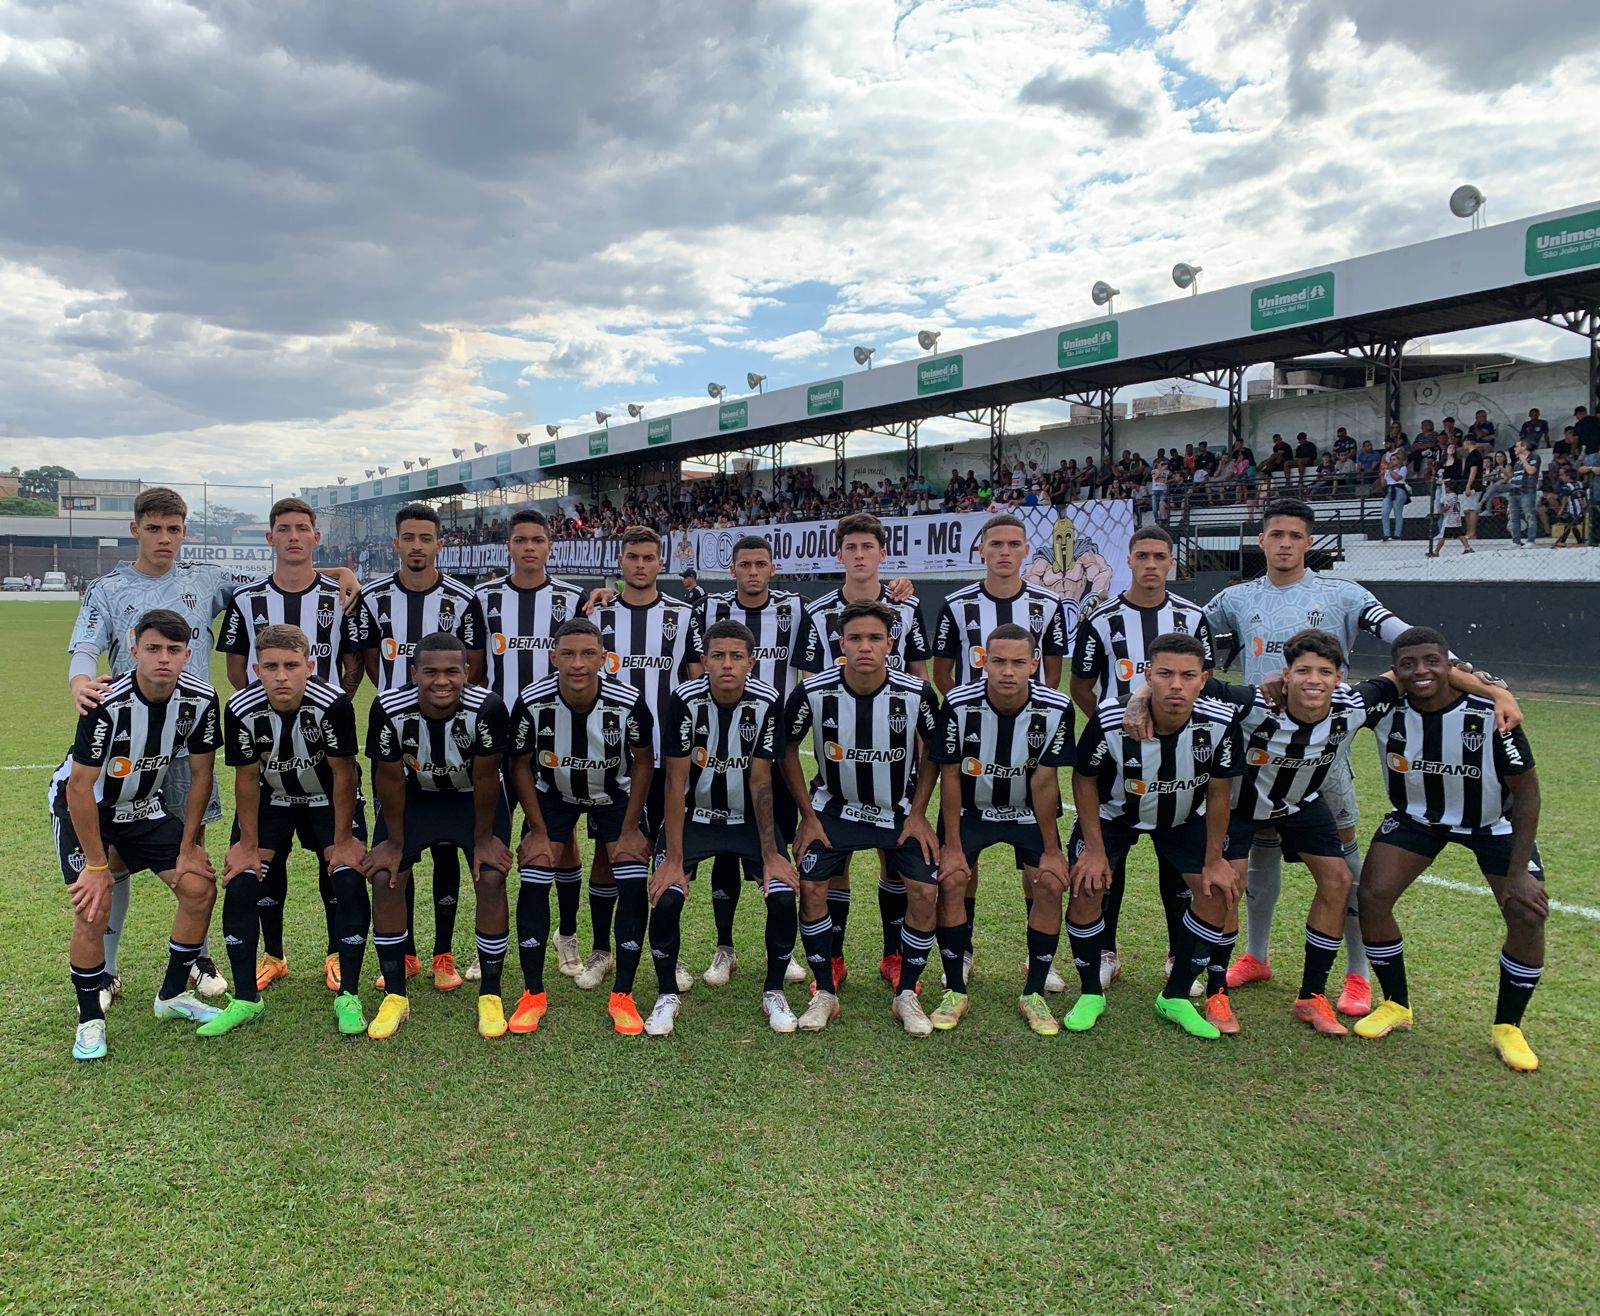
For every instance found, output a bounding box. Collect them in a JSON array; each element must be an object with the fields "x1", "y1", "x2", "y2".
[{"x1": 84, "y1": 863, "x2": 110, "y2": 872}]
